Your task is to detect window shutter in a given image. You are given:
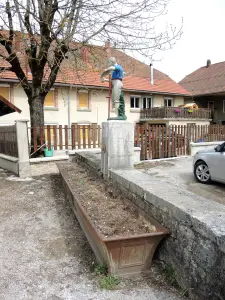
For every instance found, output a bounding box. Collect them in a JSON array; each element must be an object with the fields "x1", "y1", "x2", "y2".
[
  {"x1": 44, "y1": 90, "x2": 54, "y2": 107},
  {"x1": 0, "y1": 87, "x2": 9, "y2": 100},
  {"x1": 78, "y1": 92, "x2": 89, "y2": 108}
]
